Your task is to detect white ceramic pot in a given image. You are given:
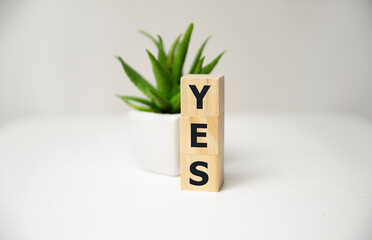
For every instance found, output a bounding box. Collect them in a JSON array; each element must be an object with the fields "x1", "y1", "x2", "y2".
[{"x1": 127, "y1": 110, "x2": 180, "y2": 176}]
